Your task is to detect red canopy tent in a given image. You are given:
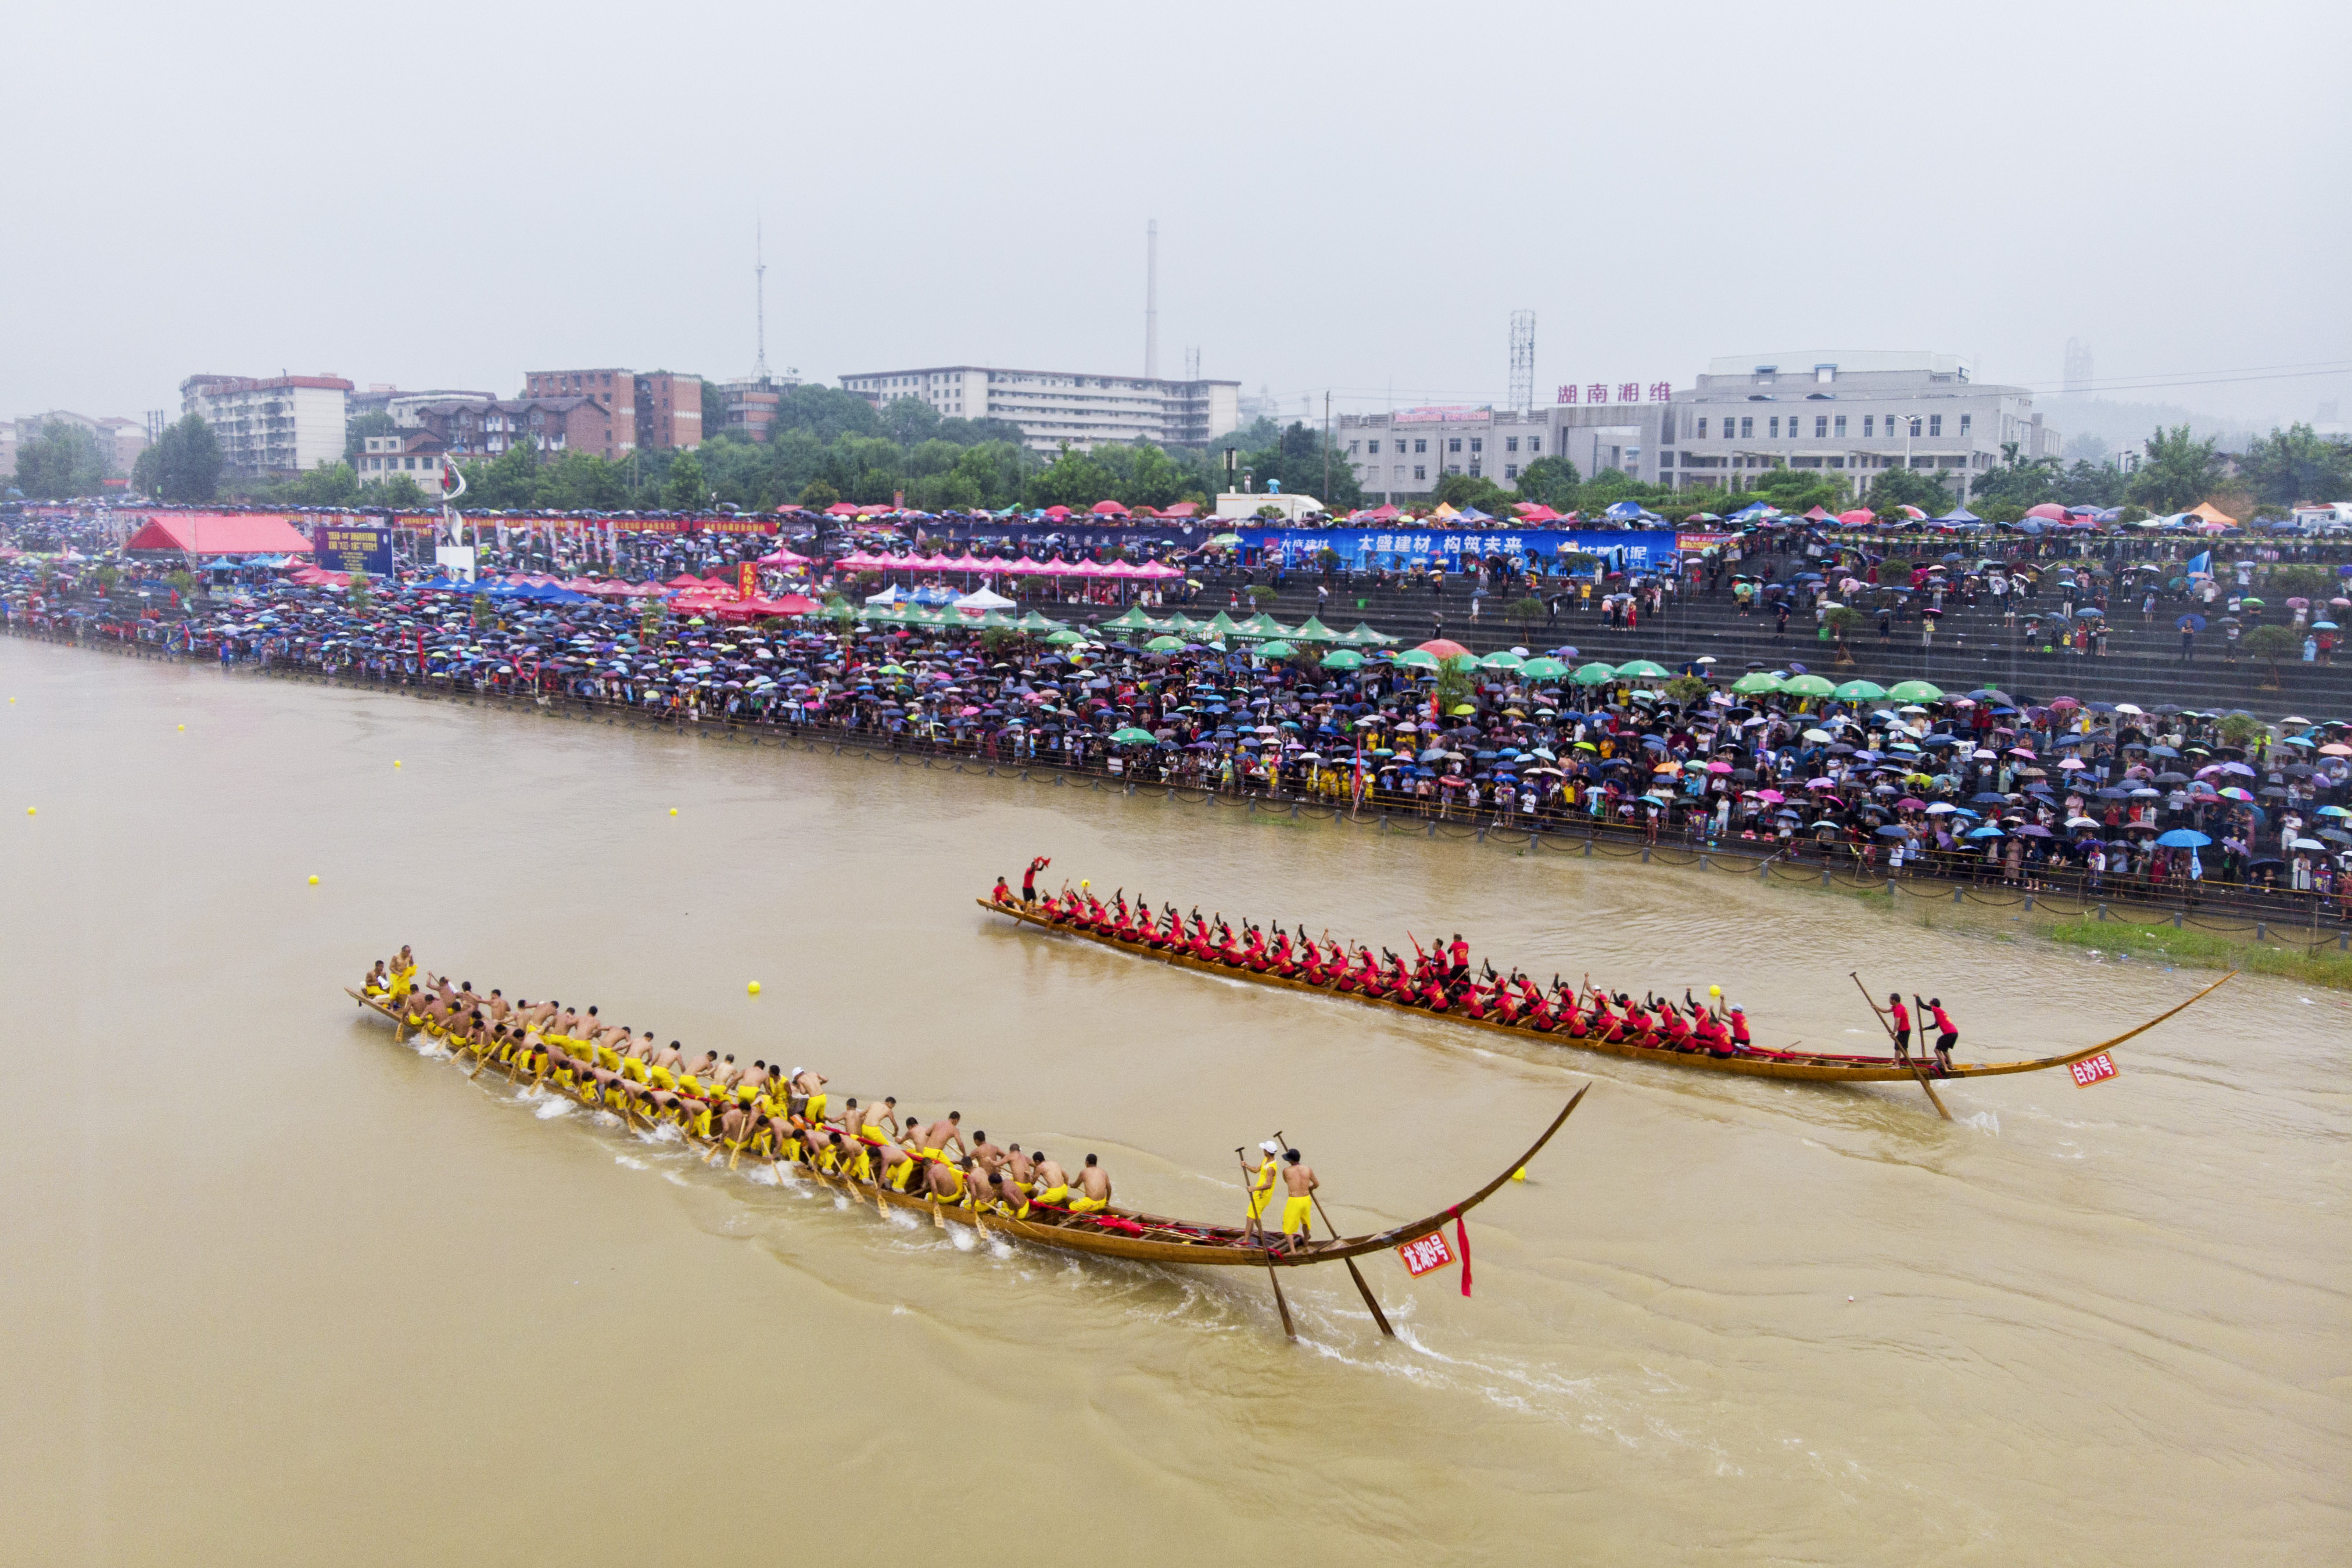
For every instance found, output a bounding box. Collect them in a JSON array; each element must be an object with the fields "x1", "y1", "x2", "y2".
[
  {"x1": 1157, "y1": 502, "x2": 1200, "y2": 518},
  {"x1": 1089, "y1": 500, "x2": 1130, "y2": 516},
  {"x1": 124, "y1": 514, "x2": 313, "y2": 554}
]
